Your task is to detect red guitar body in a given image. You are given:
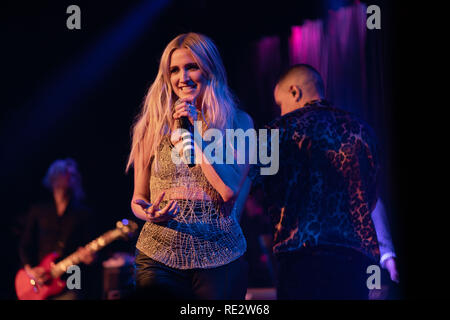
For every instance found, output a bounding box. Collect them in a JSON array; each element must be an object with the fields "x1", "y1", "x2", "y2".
[{"x1": 15, "y1": 252, "x2": 66, "y2": 300}]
